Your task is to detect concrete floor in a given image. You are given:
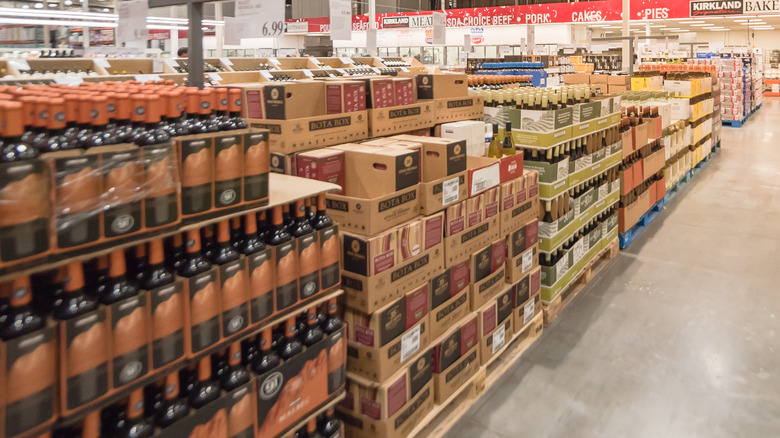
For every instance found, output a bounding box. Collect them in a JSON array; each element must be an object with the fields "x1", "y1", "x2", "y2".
[{"x1": 447, "y1": 98, "x2": 780, "y2": 438}]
